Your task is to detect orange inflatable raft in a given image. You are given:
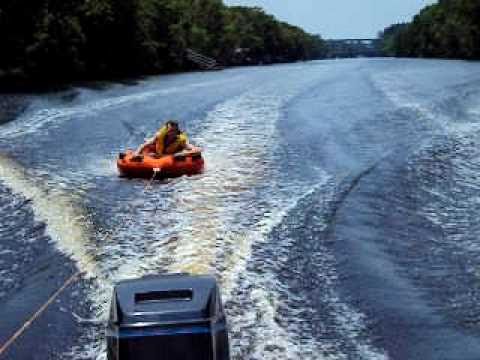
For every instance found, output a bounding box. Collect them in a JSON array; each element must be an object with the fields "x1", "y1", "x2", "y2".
[{"x1": 117, "y1": 147, "x2": 204, "y2": 179}]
